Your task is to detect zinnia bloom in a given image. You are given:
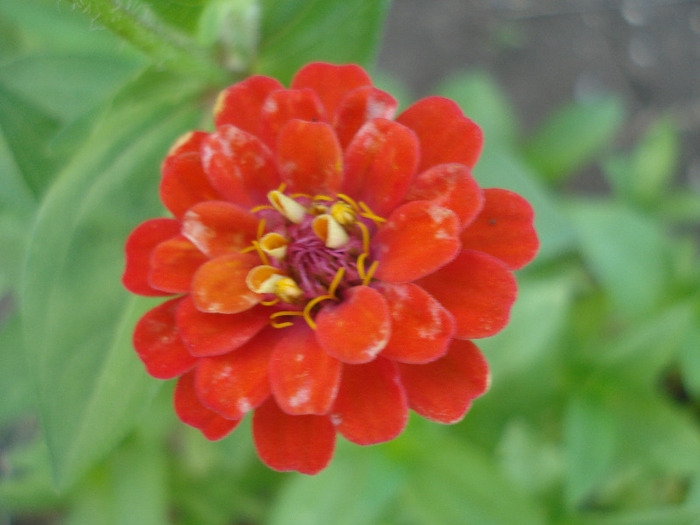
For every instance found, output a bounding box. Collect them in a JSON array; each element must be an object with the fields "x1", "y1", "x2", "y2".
[{"x1": 123, "y1": 62, "x2": 538, "y2": 474}]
